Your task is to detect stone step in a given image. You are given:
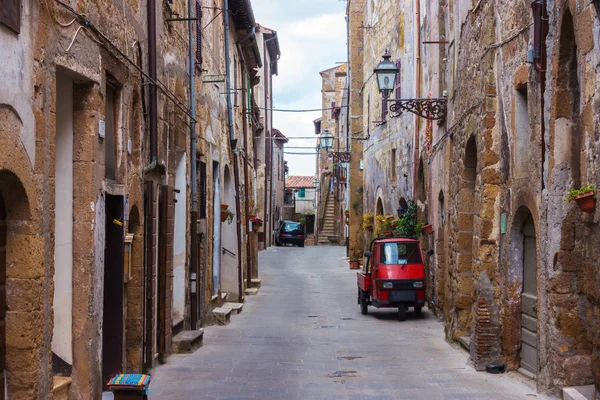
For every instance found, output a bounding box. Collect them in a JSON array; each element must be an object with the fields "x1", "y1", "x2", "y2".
[
  {"x1": 222, "y1": 302, "x2": 244, "y2": 315},
  {"x1": 221, "y1": 292, "x2": 228, "y2": 302},
  {"x1": 563, "y1": 385, "x2": 596, "y2": 400},
  {"x1": 245, "y1": 287, "x2": 259, "y2": 296},
  {"x1": 212, "y1": 307, "x2": 232, "y2": 325},
  {"x1": 52, "y1": 376, "x2": 71, "y2": 400},
  {"x1": 172, "y1": 316, "x2": 185, "y2": 336},
  {"x1": 250, "y1": 278, "x2": 261, "y2": 288},
  {"x1": 172, "y1": 329, "x2": 204, "y2": 353},
  {"x1": 459, "y1": 336, "x2": 471, "y2": 352}
]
